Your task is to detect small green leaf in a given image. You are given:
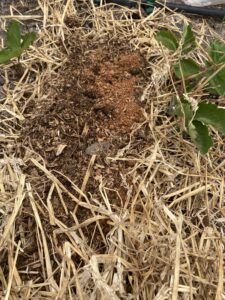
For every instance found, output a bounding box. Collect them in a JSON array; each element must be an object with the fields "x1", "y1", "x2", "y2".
[
  {"x1": 208, "y1": 40, "x2": 225, "y2": 64},
  {"x1": 21, "y1": 32, "x2": 36, "y2": 50},
  {"x1": 181, "y1": 25, "x2": 196, "y2": 55},
  {"x1": 6, "y1": 20, "x2": 21, "y2": 49},
  {"x1": 194, "y1": 102, "x2": 225, "y2": 133},
  {"x1": 0, "y1": 20, "x2": 36, "y2": 65},
  {"x1": 174, "y1": 58, "x2": 200, "y2": 79},
  {"x1": 206, "y1": 41, "x2": 225, "y2": 96},
  {"x1": 155, "y1": 30, "x2": 179, "y2": 52},
  {"x1": 0, "y1": 48, "x2": 22, "y2": 64},
  {"x1": 188, "y1": 120, "x2": 213, "y2": 154},
  {"x1": 0, "y1": 49, "x2": 12, "y2": 64},
  {"x1": 208, "y1": 68, "x2": 225, "y2": 96}
]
